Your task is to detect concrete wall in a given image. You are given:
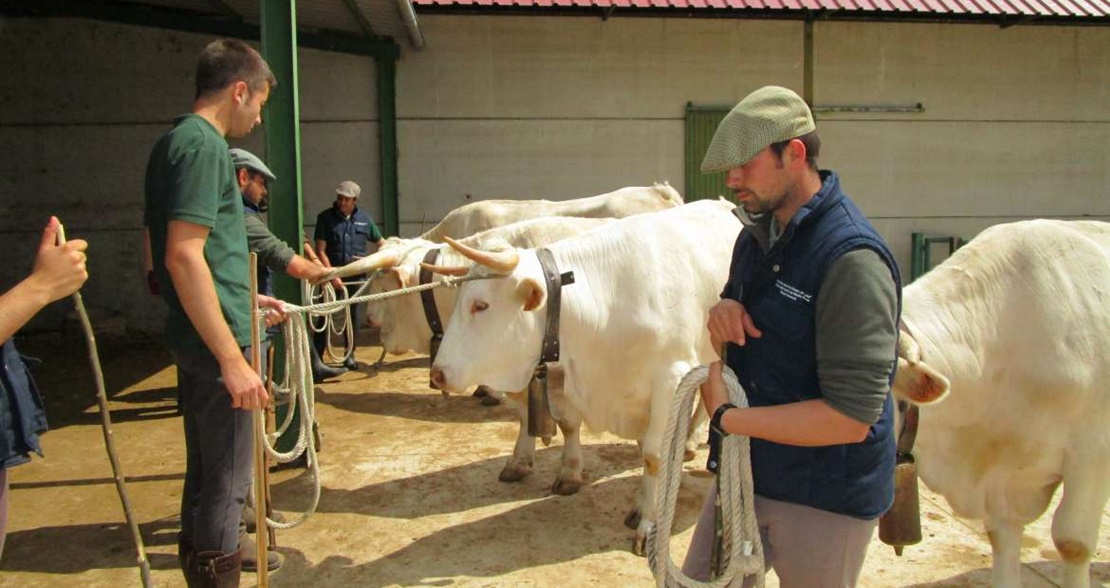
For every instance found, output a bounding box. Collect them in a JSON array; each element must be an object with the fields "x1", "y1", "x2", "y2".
[
  {"x1": 0, "y1": 18, "x2": 383, "y2": 333},
  {"x1": 1, "y1": 15, "x2": 1108, "y2": 334}
]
